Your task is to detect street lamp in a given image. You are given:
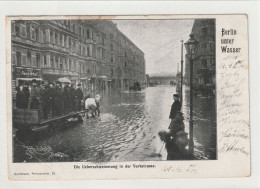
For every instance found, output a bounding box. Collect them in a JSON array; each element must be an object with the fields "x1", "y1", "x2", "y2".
[
  {"x1": 184, "y1": 33, "x2": 199, "y2": 153},
  {"x1": 180, "y1": 39, "x2": 184, "y2": 104}
]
